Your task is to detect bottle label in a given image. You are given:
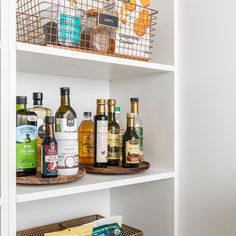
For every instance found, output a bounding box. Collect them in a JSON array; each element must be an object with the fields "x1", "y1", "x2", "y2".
[
  {"x1": 125, "y1": 139, "x2": 139, "y2": 164},
  {"x1": 28, "y1": 116, "x2": 37, "y2": 122},
  {"x1": 108, "y1": 128, "x2": 120, "y2": 160},
  {"x1": 37, "y1": 118, "x2": 45, "y2": 139},
  {"x1": 16, "y1": 125, "x2": 37, "y2": 169},
  {"x1": 58, "y1": 144, "x2": 78, "y2": 172},
  {"x1": 41, "y1": 144, "x2": 58, "y2": 176},
  {"x1": 96, "y1": 120, "x2": 108, "y2": 163},
  {"x1": 56, "y1": 118, "x2": 77, "y2": 139},
  {"x1": 135, "y1": 126, "x2": 144, "y2": 157},
  {"x1": 79, "y1": 131, "x2": 94, "y2": 163}
]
